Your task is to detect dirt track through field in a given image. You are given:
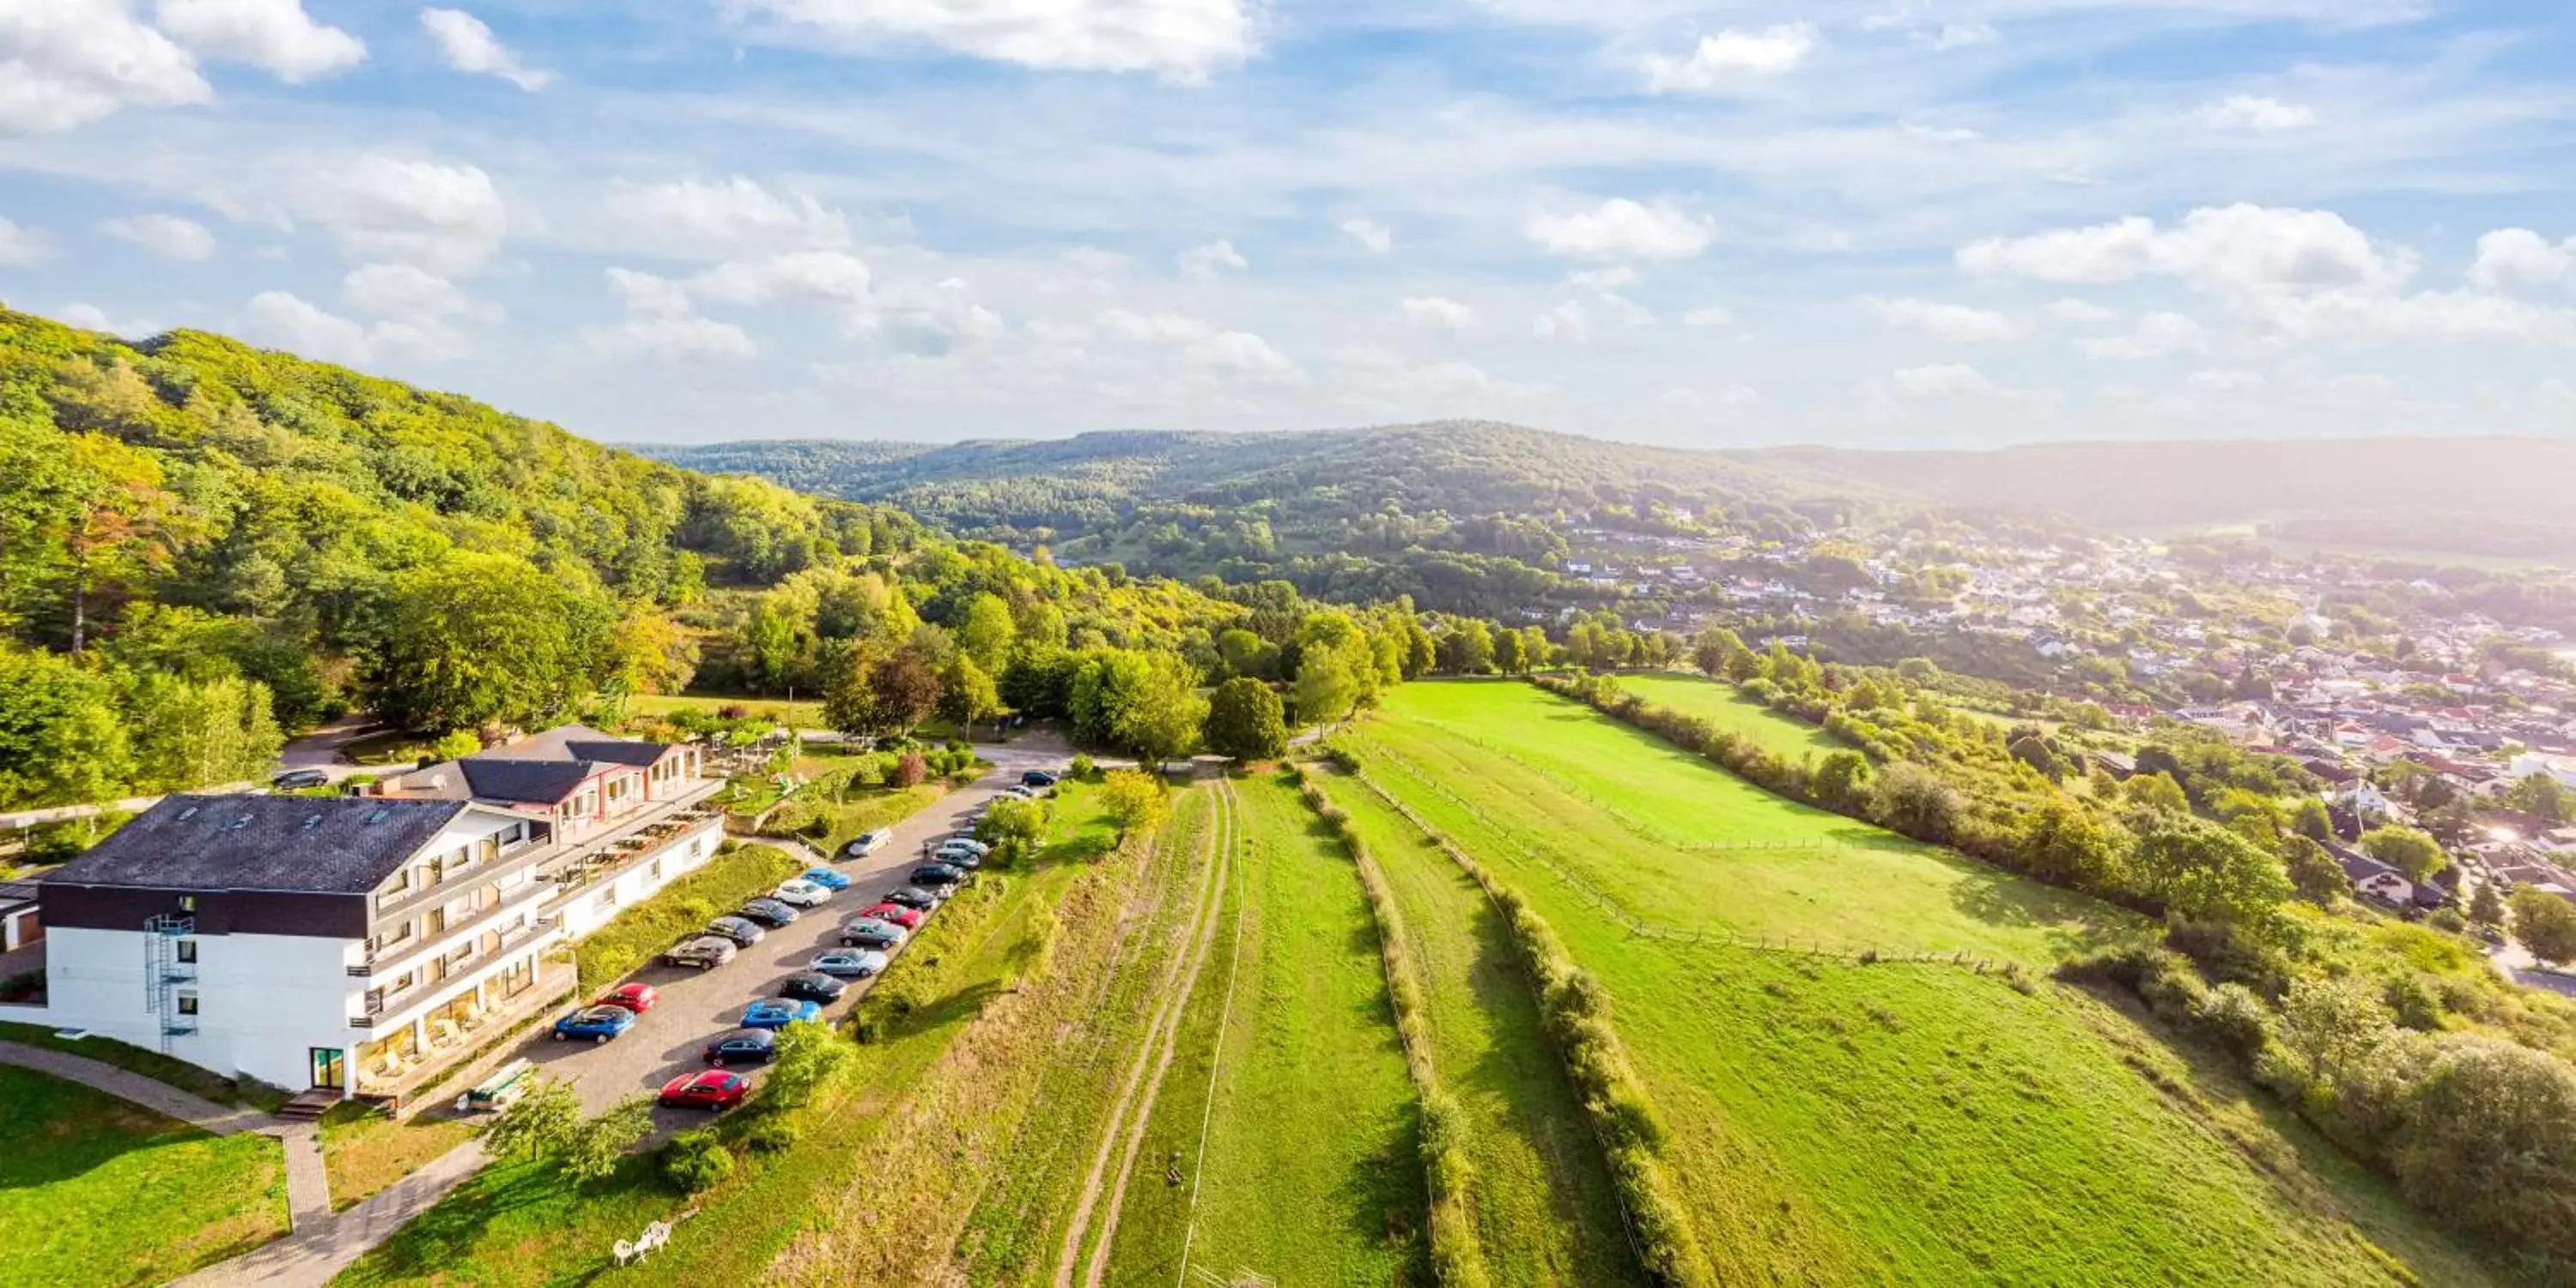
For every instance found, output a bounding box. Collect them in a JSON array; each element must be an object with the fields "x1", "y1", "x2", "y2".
[{"x1": 1053, "y1": 778, "x2": 1238, "y2": 1288}]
